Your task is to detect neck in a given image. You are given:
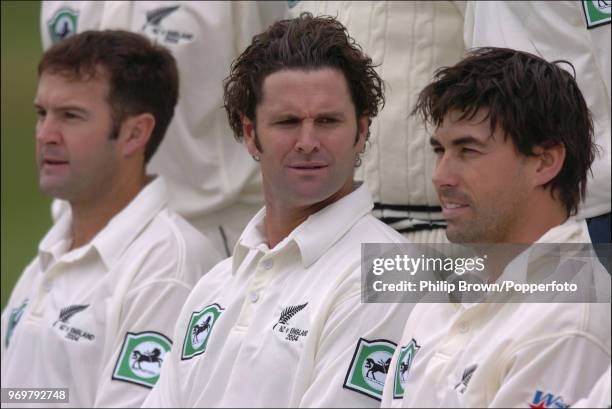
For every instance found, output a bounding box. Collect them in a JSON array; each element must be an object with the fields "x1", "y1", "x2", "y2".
[
  {"x1": 484, "y1": 199, "x2": 568, "y2": 282},
  {"x1": 69, "y1": 171, "x2": 148, "y2": 250},
  {"x1": 263, "y1": 183, "x2": 355, "y2": 248},
  {"x1": 509, "y1": 200, "x2": 568, "y2": 244}
]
